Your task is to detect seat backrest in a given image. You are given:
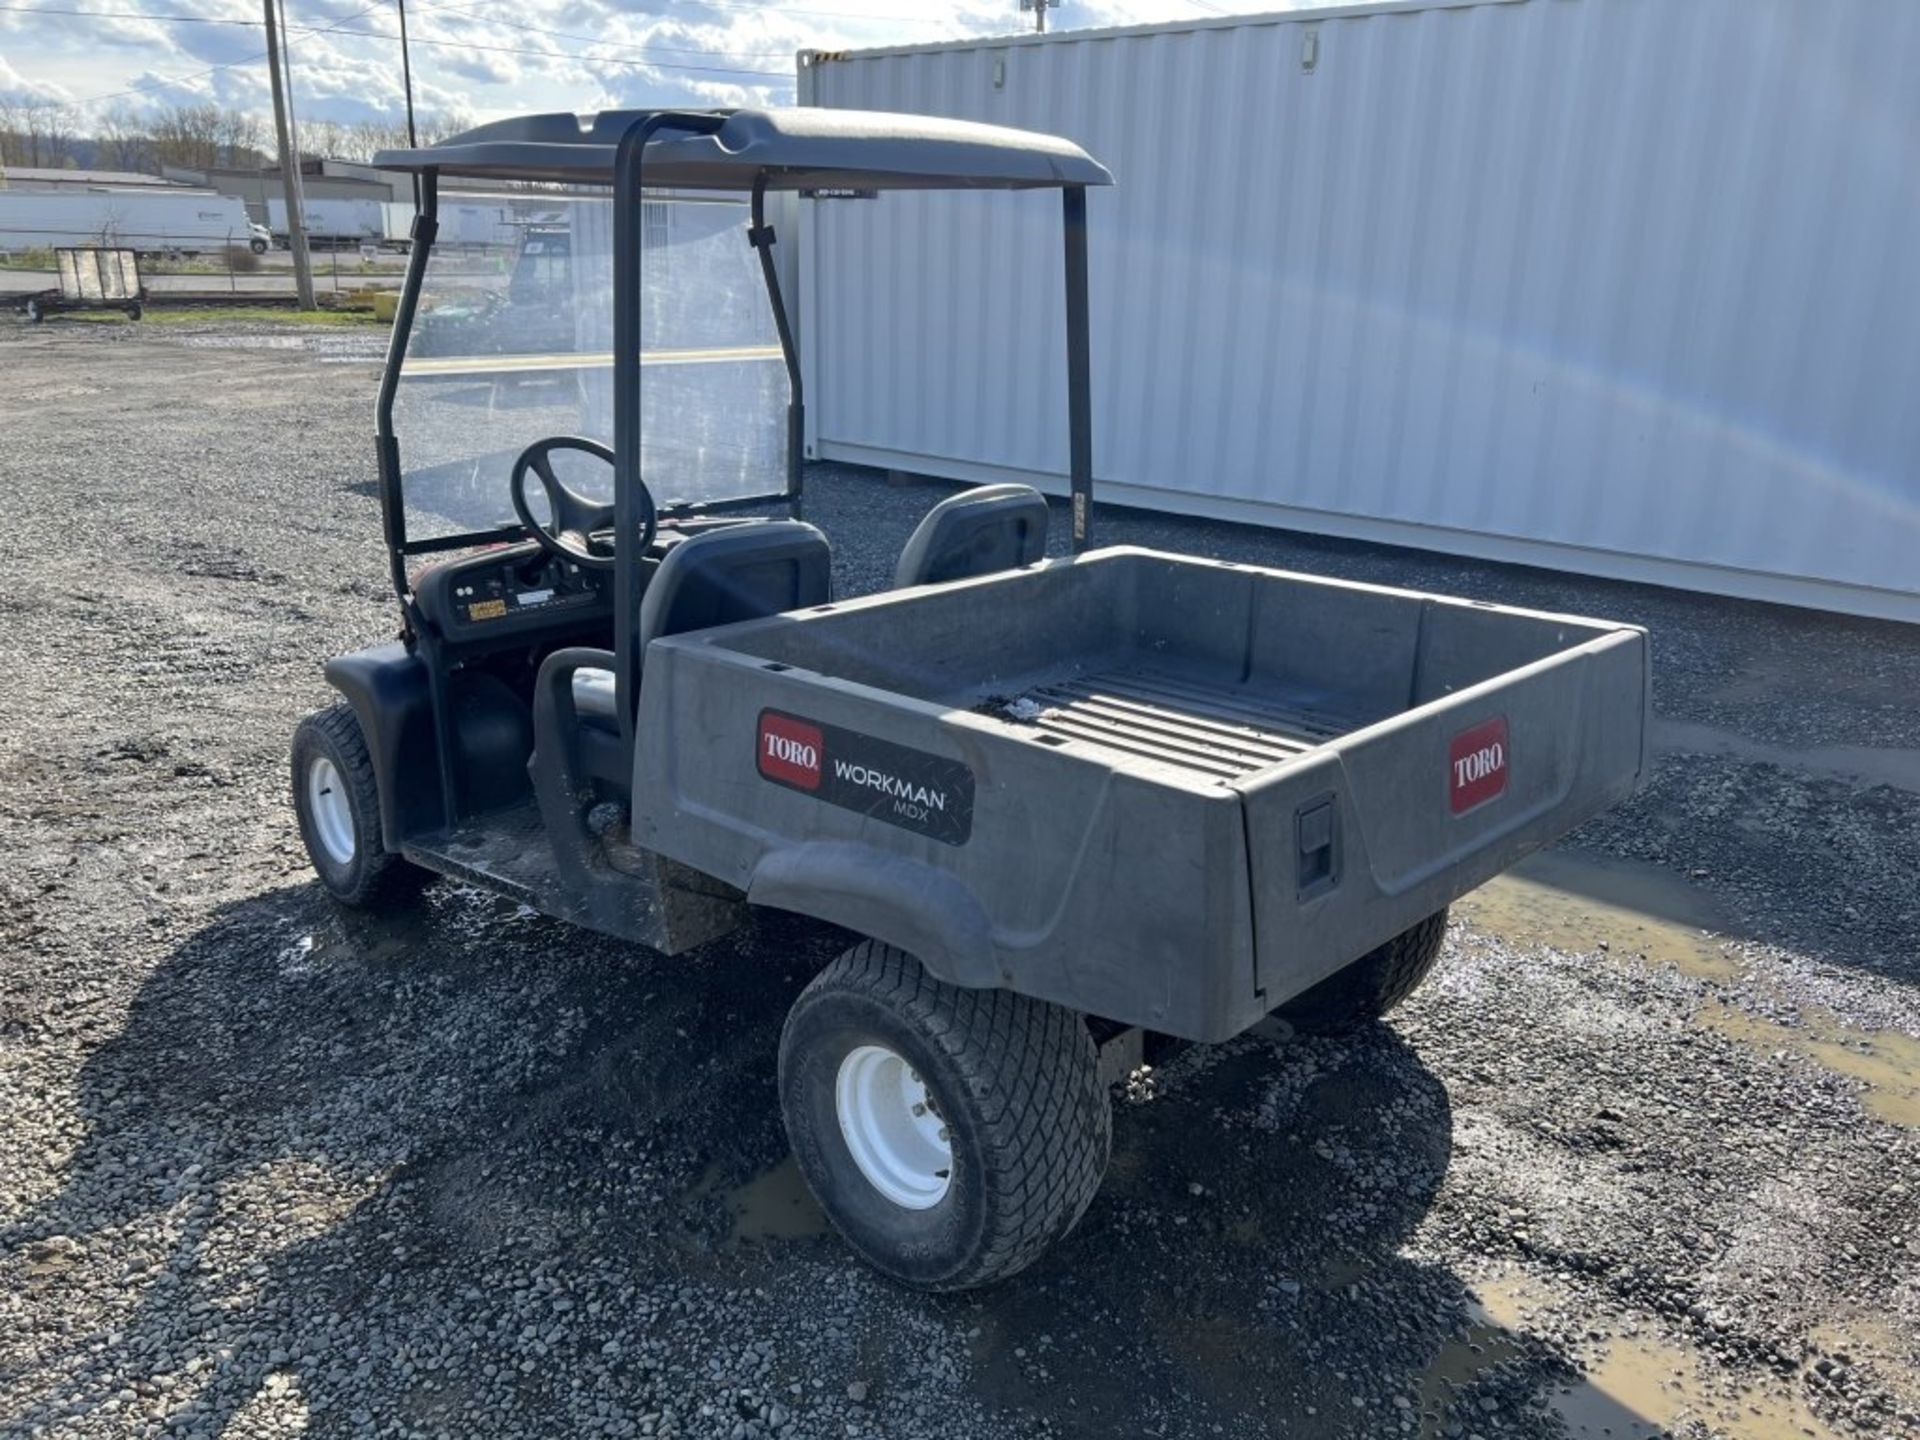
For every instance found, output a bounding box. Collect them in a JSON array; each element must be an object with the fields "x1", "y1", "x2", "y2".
[
  {"x1": 638, "y1": 519, "x2": 832, "y2": 652},
  {"x1": 894, "y1": 483, "x2": 1050, "y2": 588}
]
